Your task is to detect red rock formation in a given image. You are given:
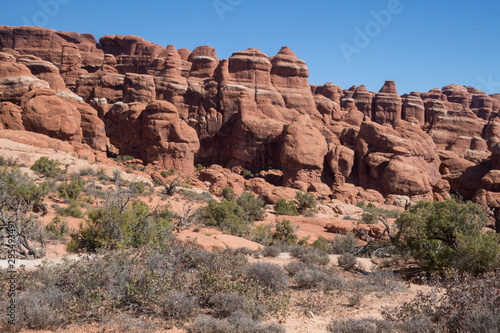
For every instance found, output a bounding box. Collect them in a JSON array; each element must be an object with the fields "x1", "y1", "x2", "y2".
[
  {"x1": 280, "y1": 116, "x2": 328, "y2": 187},
  {"x1": 373, "y1": 80, "x2": 402, "y2": 125},
  {"x1": 21, "y1": 88, "x2": 82, "y2": 142},
  {"x1": 141, "y1": 100, "x2": 200, "y2": 173}
]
